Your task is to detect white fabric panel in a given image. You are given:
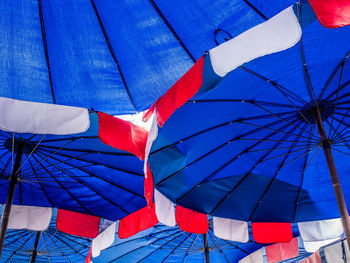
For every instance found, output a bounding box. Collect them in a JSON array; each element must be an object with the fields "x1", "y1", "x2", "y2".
[
  {"x1": 143, "y1": 114, "x2": 158, "y2": 178},
  {"x1": 303, "y1": 238, "x2": 340, "y2": 253},
  {"x1": 154, "y1": 189, "x2": 176, "y2": 227},
  {"x1": 92, "y1": 222, "x2": 116, "y2": 258},
  {"x1": 298, "y1": 218, "x2": 344, "y2": 242},
  {"x1": 209, "y1": 6, "x2": 301, "y2": 77},
  {"x1": 324, "y1": 240, "x2": 350, "y2": 263},
  {"x1": 239, "y1": 249, "x2": 264, "y2": 263},
  {"x1": 0, "y1": 97, "x2": 90, "y2": 135},
  {"x1": 213, "y1": 217, "x2": 249, "y2": 243},
  {"x1": 6, "y1": 205, "x2": 52, "y2": 231}
]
